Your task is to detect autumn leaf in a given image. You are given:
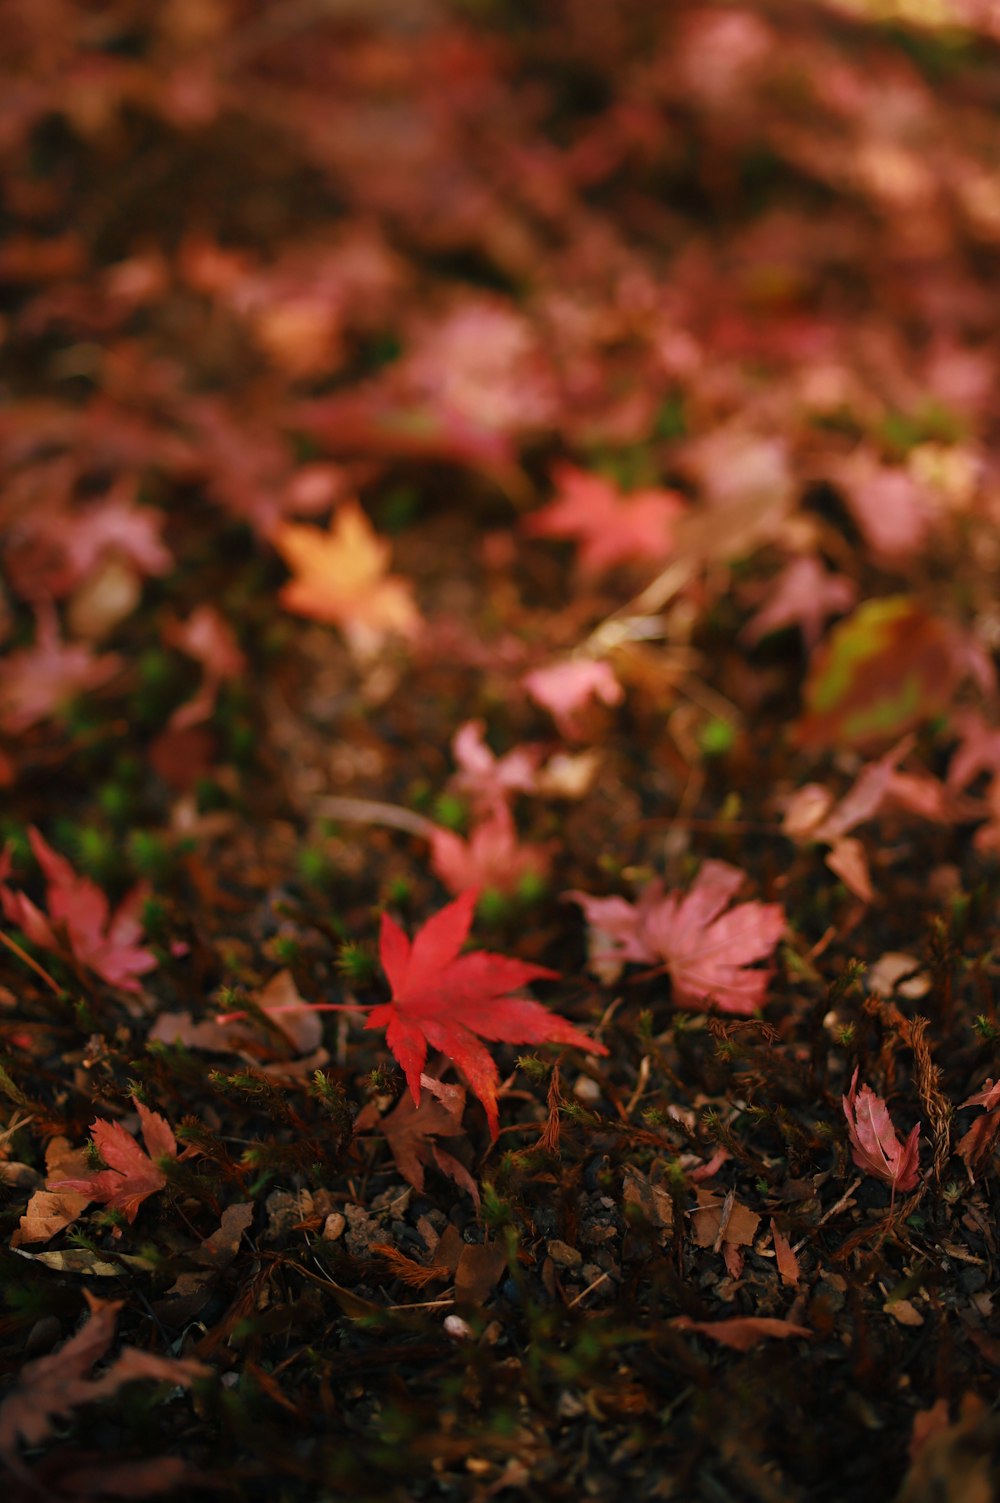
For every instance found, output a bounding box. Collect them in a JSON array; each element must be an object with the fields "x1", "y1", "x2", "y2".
[
  {"x1": 741, "y1": 554, "x2": 856, "y2": 652},
  {"x1": 671, "y1": 1314, "x2": 812, "y2": 1351},
  {"x1": 429, "y1": 804, "x2": 551, "y2": 896},
  {"x1": 370, "y1": 891, "x2": 607, "y2": 1139},
  {"x1": 50, "y1": 1098, "x2": 179, "y2": 1223},
  {"x1": 0, "y1": 606, "x2": 122, "y2": 735},
  {"x1": 568, "y1": 860, "x2": 784, "y2": 1014},
  {"x1": 0, "y1": 1291, "x2": 209, "y2": 1460},
  {"x1": 842, "y1": 1068, "x2": 920, "y2": 1196},
  {"x1": 523, "y1": 658, "x2": 623, "y2": 739},
  {"x1": 364, "y1": 1071, "x2": 480, "y2": 1202},
  {"x1": 272, "y1": 499, "x2": 421, "y2": 656},
  {"x1": 0, "y1": 828, "x2": 157, "y2": 992},
  {"x1": 523, "y1": 463, "x2": 685, "y2": 576},
  {"x1": 795, "y1": 597, "x2": 983, "y2": 751}
]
